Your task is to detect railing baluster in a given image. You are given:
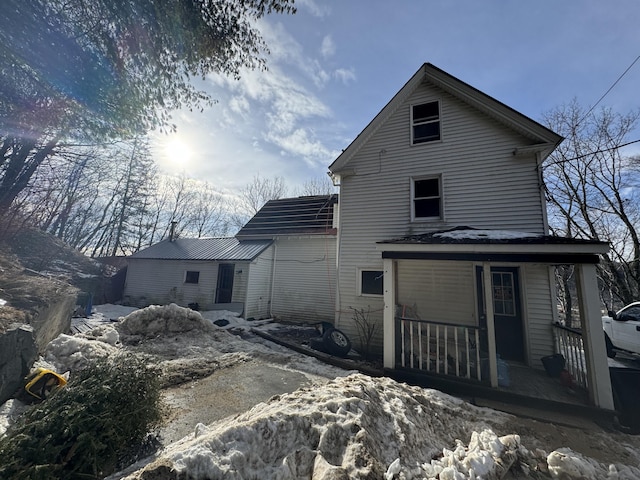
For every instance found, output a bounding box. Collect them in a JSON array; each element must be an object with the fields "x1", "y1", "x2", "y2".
[
  {"x1": 436, "y1": 325, "x2": 441, "y2": 374},
  {"x1": 409, "y1": 321, "x2": 414, "y2": 369},
  {"x1": 444, "y1": 326, "x2": 448, "y2": 375},
  {"x1": 465, "y1": 328, "x2": 470, "y2": 379},
  {"x1": 400, "y1": 319, "x2": 406, "y2": 368},
  {"x1": 426, "y1": 323, "x2": 431, "y2": 372},
  {"x1": 418, "y1": 322, "x2": 423, "y2": 370}
]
